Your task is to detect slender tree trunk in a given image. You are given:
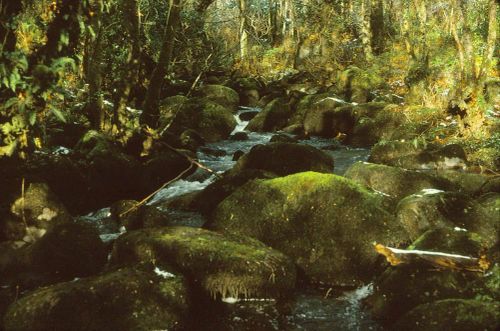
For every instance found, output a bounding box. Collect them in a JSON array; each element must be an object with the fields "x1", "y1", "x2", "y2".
[
  {"x1": 476, "y1": 0, "x2": 497, "y2": 90},
  {"x1": 238, "y1": 0, "x2": 249, "y2": 60},
  {"x1": 370, "y1": 0, "x2": 384, "y2": 54},
  {"x1": 113, "y1": 0, "x2": 142, "y2": 131},
  {"x1": 0, "y1": 1, "x2": 23, "y2": 54},
  {"x1": 140, "y1": 0, "x2": 182, "y2": 127},
  {"x1": 360, "y1": 0, "x2": 374, "y2": 61}
]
